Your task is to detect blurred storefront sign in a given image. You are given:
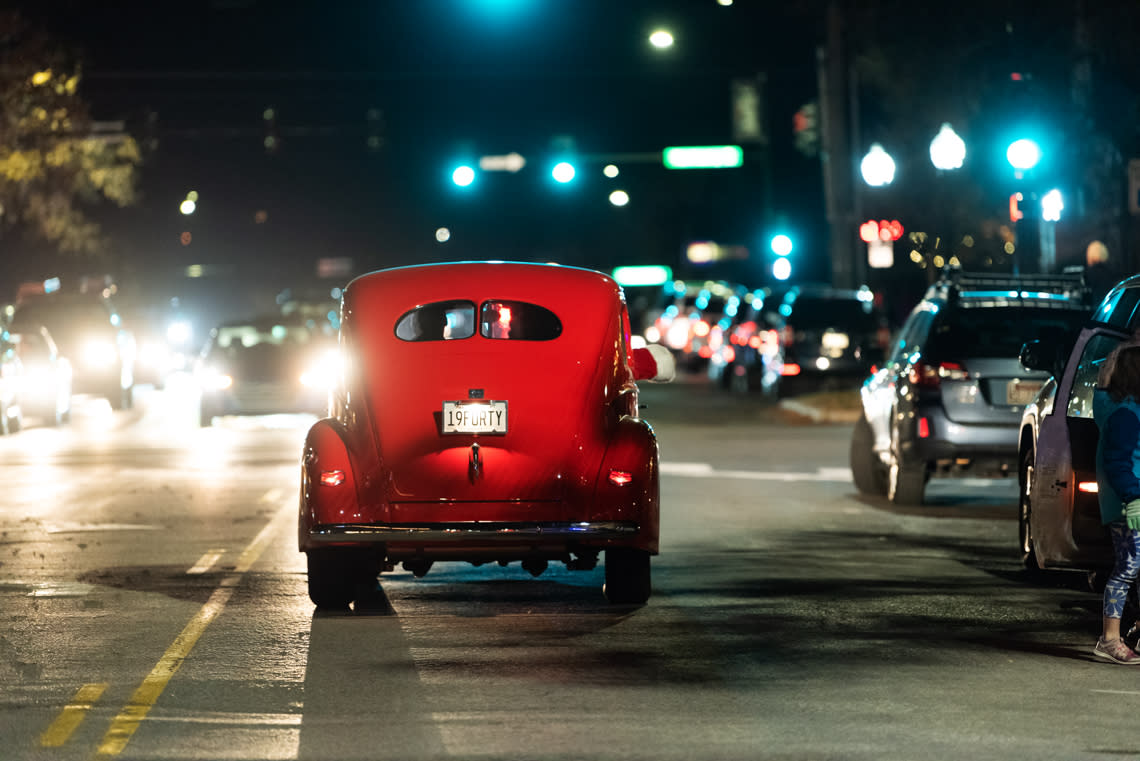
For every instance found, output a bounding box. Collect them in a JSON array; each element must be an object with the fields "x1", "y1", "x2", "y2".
[
  {"x1": 731, "y1": 76, "x2": 767, "y2": 144},
  {"x1": 686, "y1": 241, "x2": 749, "y2": 264},
  {"x1": 867, "y1": 240, "x2": 894, "y2": 269},
  {"x1": 317, "y1": 257, "x2": 353, "y2": 278}
]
